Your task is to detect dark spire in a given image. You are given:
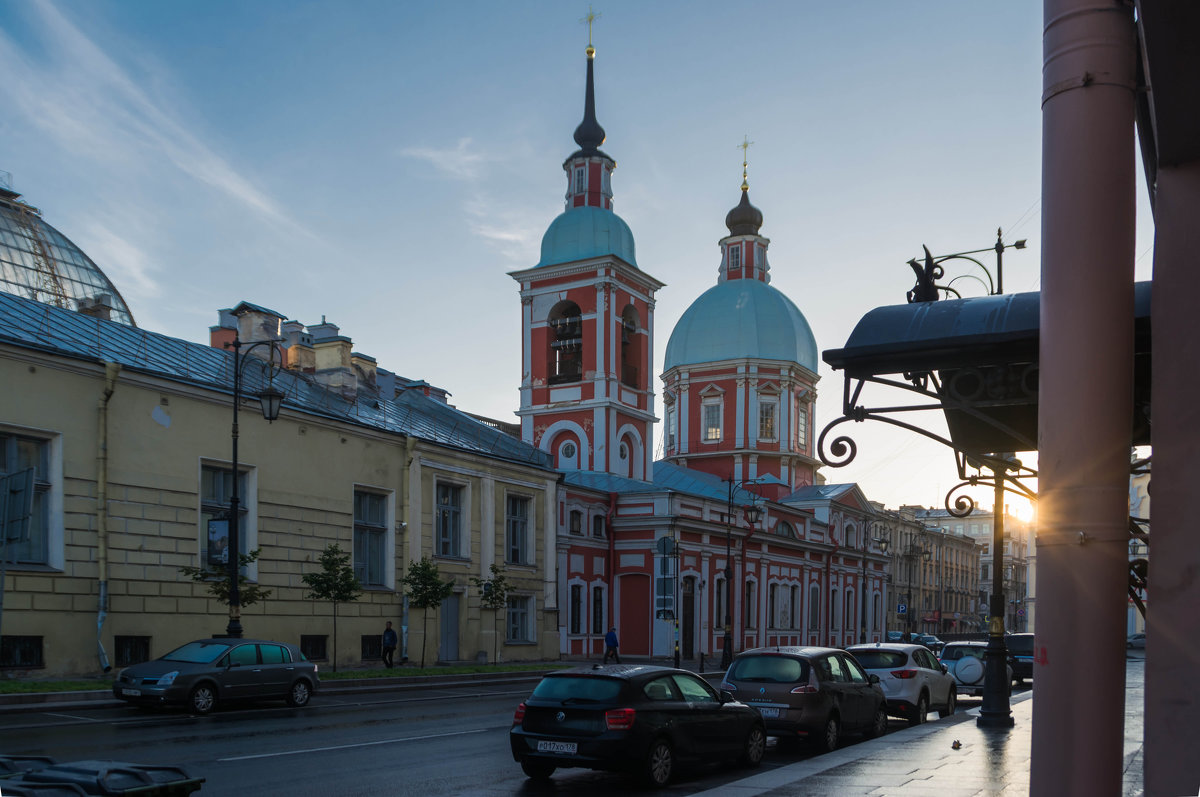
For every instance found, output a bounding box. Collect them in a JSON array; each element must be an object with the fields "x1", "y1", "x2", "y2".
[
  {"x1": 726, "y1": 189, "x2": 764, "y2": 236},
  {"x1": 572, "y1": 48, "x2": 607, "y2": 154}
]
